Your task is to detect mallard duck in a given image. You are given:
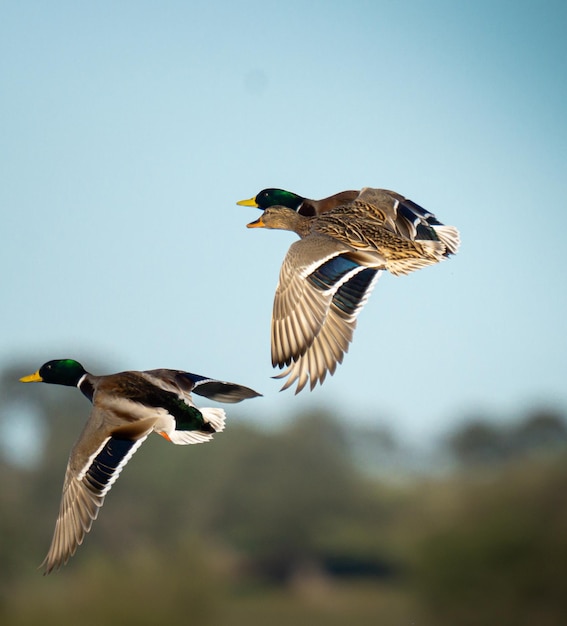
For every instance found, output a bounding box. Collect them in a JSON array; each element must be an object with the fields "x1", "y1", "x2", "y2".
[
  {"x1": 243, "y1": 187, "x2": 460, "y2": 393},
  {"x1": 237, "y1": 188, "x2": 359, "y2": 216},
  {"x1": 20, "y1": 359, "x2": 261, "y2": 574}
]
